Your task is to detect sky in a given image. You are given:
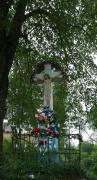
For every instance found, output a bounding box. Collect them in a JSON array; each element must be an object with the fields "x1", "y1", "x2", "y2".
[{"x1": 93, "y1": 53, "x2": 97, "y2": 65}]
